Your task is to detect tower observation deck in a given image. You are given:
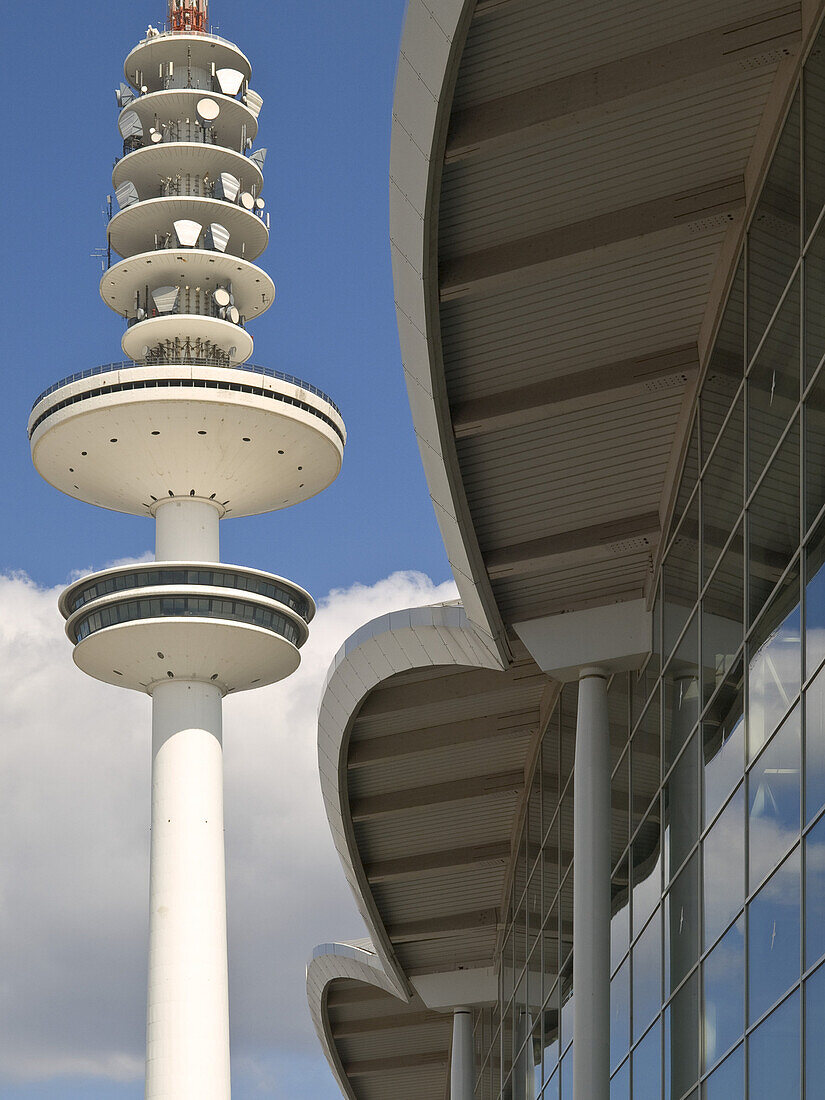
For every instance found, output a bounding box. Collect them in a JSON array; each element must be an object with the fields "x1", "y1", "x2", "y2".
[{"x1": 28, "y1": 3, "x2": 345, "y2": 1096}]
